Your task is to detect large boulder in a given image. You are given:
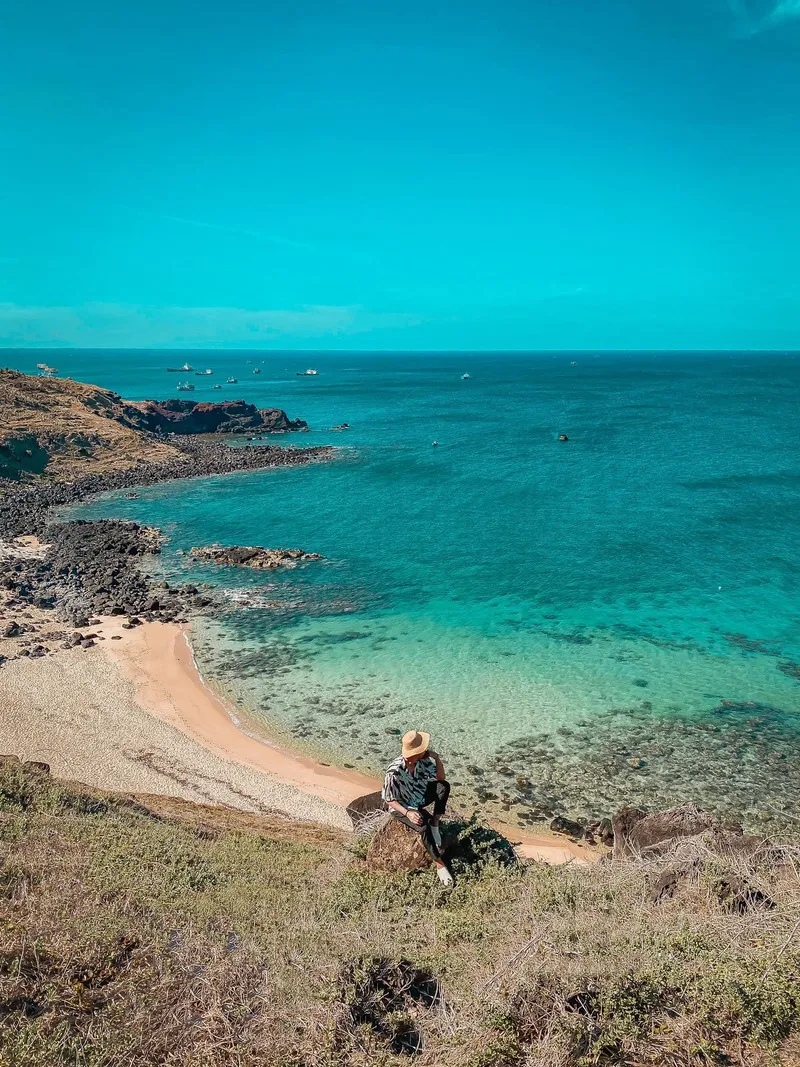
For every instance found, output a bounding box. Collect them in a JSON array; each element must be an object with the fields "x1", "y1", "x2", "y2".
[
  {"x1": 611, "y1": 804, "x2": 741, "y2": 860},
  {"x1": 366, "y1": 817, "x2": 432, "y2": 874}
]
